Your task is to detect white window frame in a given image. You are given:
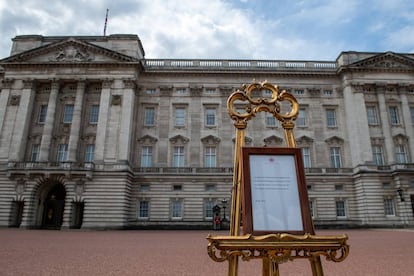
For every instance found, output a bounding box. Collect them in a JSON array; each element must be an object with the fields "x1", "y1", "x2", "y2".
[
  {"x1": 31, "y1": 144, "x2": 40, "y2": 162},
  {"x1": 389, "y1": 106, "x2": 400, "y2": 125},
  {"x1": 330, "y1": 147, "x2": 342, "y2": 168},
  {"x1": 173, "y1": 146, "x2": 185, "y2": 167},
  {"x1": 326, "y1": 109, "x2": 337, "y2": 127},
  {"x1": 171, "y1": 200, "x2": 183, "y2": 219},
  {"x1": 84, "y1": 144, "x2": 95, "y2": 163},
  {"x1": 144, "y1": 107, "x2": 156, "y2": 126},
  {"x1": 204, "y1": 146, "x2": 216, "y2": 167},
  {"x1": 38, "y1": 105, "x2": 48, "y2": 124},
  {"x1": 57, "y1": 144, "x2": 68, "y2": 162},
  {"x1": 297, "y1": 108, "x2": 306, "y2": 127},
  {"x1": 384, "y1": 198, "x2": 395, "y2": 216},
  {"x1": 372, "y1": 145, "x2": 384, "y2": 166},
  {"x1": 335, "y1": 200, "x2": 347, "y2": 218},
  {"x1": 175, "y1": 107, "x2": 186, "y2": 127},
  {"x1": 265, "y1": 113, "x2": 277, "y2": 127},
  {"x1": 395, "y1": 144, "x2": 408, "y2": 163},
  {"x1": 204, "y1": 200, "x2": 215, "y2": 220},
  {"x1": 301, "y1": 147, "x2": 311, "y2": 168},
  {"x1": 137, "y1": 200, "x2": 149, "y2": 219},
  {"x1": 89, "y1": 105, "x2": 99, "y2": 124},
  {"x1": 63, "y1": 104, "x2": 74, "y2": 123},
  {"x1": 366, "y1": 106, "x2": 379, "y2": 125},
  {"x1": 141, "y1": 146, "x2": 153, "y2": 167},
  {"x1": 205, "y1": 107, "x2": 216, "y2": 127}
]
